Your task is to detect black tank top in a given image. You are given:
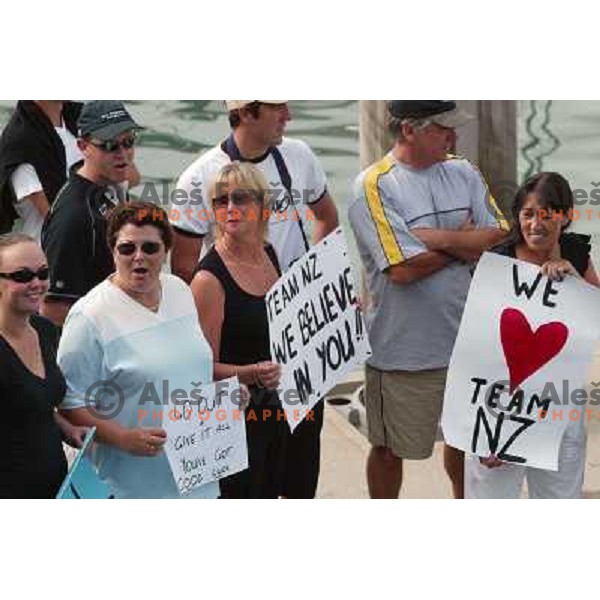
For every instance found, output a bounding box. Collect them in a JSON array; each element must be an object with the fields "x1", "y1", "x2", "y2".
[
  {"x1": 492, "y1": 232, "x2": 591, "y2": 276},
  {"x1": 196, "y1": 244, "x2": 281, "y2": 410}
]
